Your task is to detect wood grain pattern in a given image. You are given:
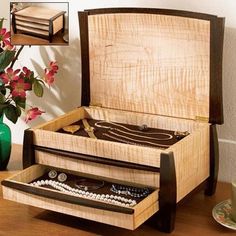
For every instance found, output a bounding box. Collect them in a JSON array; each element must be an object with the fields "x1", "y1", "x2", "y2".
[
  {"x1": 32, "y1": 107, "x2": 163, "y2": 167},
  {"x1": 15, "y1": 15, "x2": 49, "y2": 25},
  {"x1": 169, "y1": 125, "x2": 210, "y2": 201},
  {"x1": 16, "y1": 26, "x2": 49, "y2": 36},
  {"x1": 13, "y1": 6, "x2": 65, "y2": 42},
  {"x1": 2, "y1": 181, "x2": 135, "y2": 214},
  {"x1": 15, "y1": 6, "x2": 64, "y2": 20},
  {"x1": 2, "y1": 164, "x2": 159, "y2": 230},
  {"x1": 0, "y1": 145, "x2": 230, "y2": 236},
  {"x1": 35, "y1": 150, "x2": 160, "y2": 187},
  {"x1": 32, "y1": 106, "x2": 208, "y2": 169},
  {"x1": 34, "y1": 146, "x2": 160, "y2": 172},
  {"x1": 85, "y1": 107, "x2": 207, "y2": 132},
  {"x1": 53, "y1": 15, "x2": 64, "y2": 34},
  {"x1": 3, "y1": 186, "x2": 136, "y2": 229},
  {"x1": 33, "y1": 107, "x2": 86, "y2": 131},
  {"x1": 88, "y1": 13, "x2": 210, "y2": 120},
  {"x1": 15, "y1": 20, "x2": 49, "y2": 30},
  {"x1": 33, "y1": 129, "x2": 163, "y2": 167}
]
